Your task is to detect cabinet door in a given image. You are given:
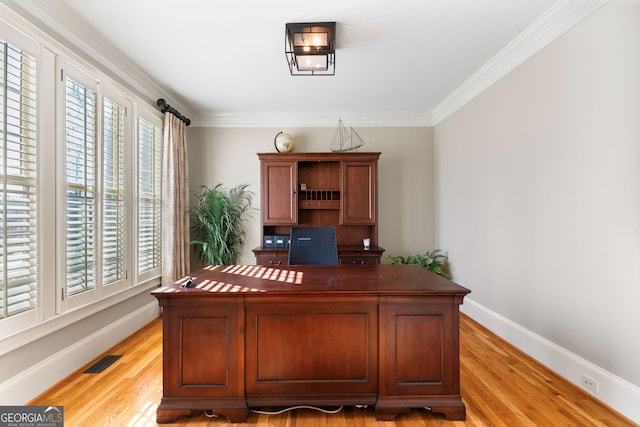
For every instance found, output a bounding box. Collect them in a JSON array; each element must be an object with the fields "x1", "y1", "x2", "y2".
[
  {"x1": 341, "y1": 161, "x2": 376, "y2": 224},
  {"x1": 162, "y1": 298, "x2": 245, "y2": 398},
  {"x1": 380, "y1": 297, "x2": 458, "y2": 396},
  {"x1": 262, "y1": 161, "x2": 298, "y2": 224}
]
